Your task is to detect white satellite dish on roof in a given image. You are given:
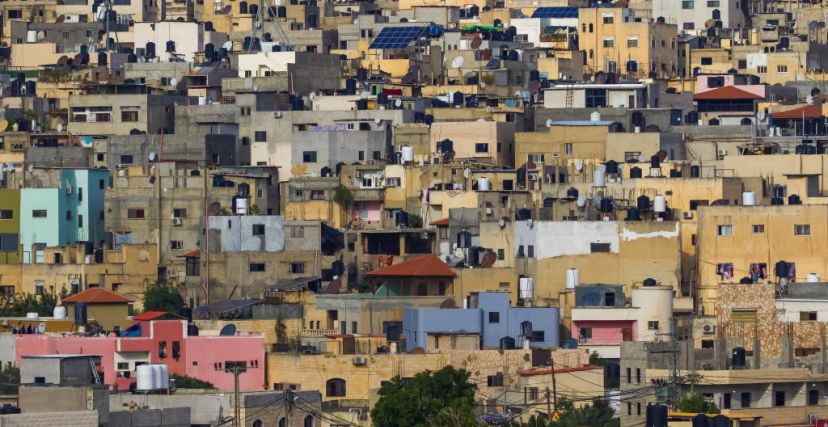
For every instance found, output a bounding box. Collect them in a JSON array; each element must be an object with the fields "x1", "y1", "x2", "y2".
[
  {"x1": 222, "y1": 41, "x2": 233, "y2": 50},
  {"x1": 394, "y1": 98, "x2": 402, "y2": 108},
  {"x1": 374, "y1": 117, "x2": 382, "y2": 124},
  {"x1": 574, "y1": 160, "x2": 584, "y2": 171},
  {"x1": 36, "y1": 31, "x2": 46, "y2": 41},
  {"x1": 451, "y1": 56, "x2": 464, "y2": 69},
  {"x1": 148, "y1": 151, "x2": 157, "y2": 161},
  {"x1": 169, "y1": 77, "x2": 177, "y2": 86},
  {"x1": 309, "y1": 91, "x2": 316, "y2": 100},
  {"x1": 807, "y1": 95, "x2": 814, "y2": 104},
  {"x1": 545, "y1": 119, "x2": 553, "y2": 127},
  {"x1": 480, "y1": 81, "x2": 486, "y2": 89},
  {"x1": 757, "y1": 111, "x2": 766, "y2": 121},
  {"x1": 576, "y1": 195, "x2": 587, "y2": 207},
  {"x1": 56, "y1": 123, "x2": 63, "y2": 132},
  {"x1": 27, "y1": 164, "x2": 33, "y2": 173}
]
